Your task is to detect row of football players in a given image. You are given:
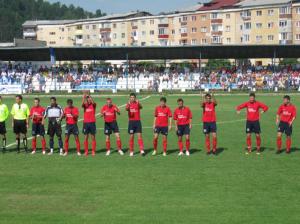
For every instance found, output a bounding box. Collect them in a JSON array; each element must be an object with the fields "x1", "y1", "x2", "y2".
[{"x1": 0, "y1": 92, "x2": 296, "y2": 156}]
